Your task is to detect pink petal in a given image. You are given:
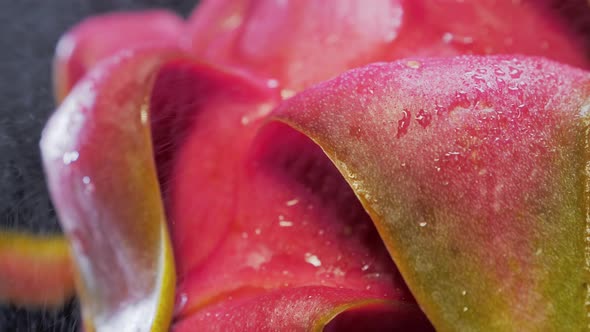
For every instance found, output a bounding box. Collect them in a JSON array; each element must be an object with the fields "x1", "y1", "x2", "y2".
[
  {"x1": 188, "y1": 0, "x2": 404, "y2": 91},
  {"x1": 173, "y1": 286, "x2": 432, "y2": 331},
  {"x1": 188, "y1": 0, "x2": 589, "y2": 92},
  {"x1": 53, "y1": 10, "x2": 185, "y2": 101},
  {"x1": 41, "y1": 45, "x2": 187, "y2": 331},
  {"x1": 150, "y1": 60, "x2": 428, "y2": 328},
  {"x1": 274, "y1": 55, "x2": 590, "y2": 330}
]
